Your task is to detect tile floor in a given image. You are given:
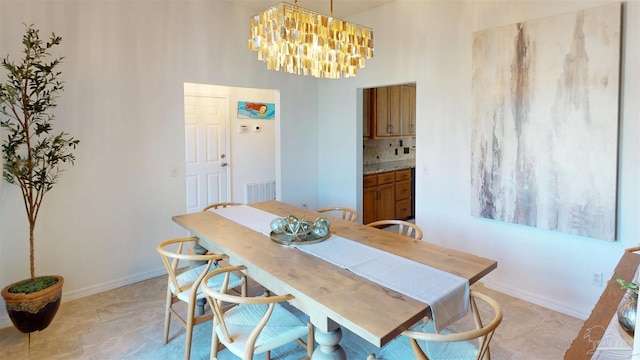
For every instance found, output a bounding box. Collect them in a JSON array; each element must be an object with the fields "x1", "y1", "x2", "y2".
[{"x1": 0, "y1": 273, "x2": 583, "y2": 360}]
